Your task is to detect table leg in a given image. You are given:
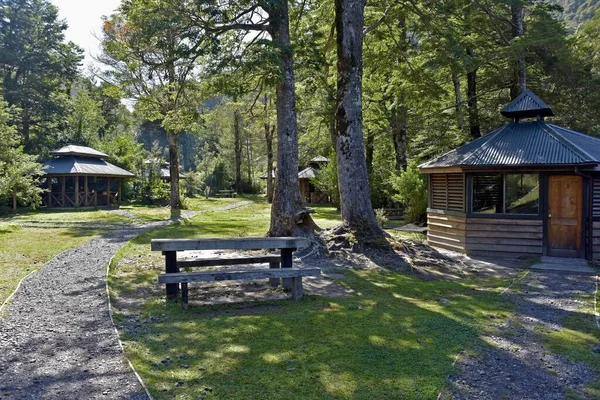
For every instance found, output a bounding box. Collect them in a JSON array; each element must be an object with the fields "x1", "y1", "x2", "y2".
[
  {"x1": 281, "y1": 248, "x2": 294, "y2": 290},
  {"x1": 165, "y1": 251, "x2": 179, "y2": 301},
  {"x1": 269, "y1": 260, "x2": 280, "y2": 287}
]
